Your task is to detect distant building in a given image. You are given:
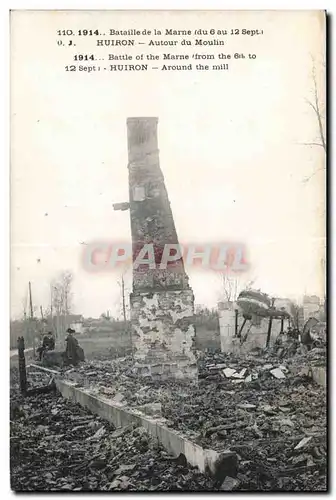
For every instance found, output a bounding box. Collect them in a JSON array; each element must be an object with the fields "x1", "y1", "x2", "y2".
[
  {"x1": 217, "y1": 291, "x2": 295, "y2": 353},
  {"x1": 273, "y1": 297, "x2": 293, "y2": 317},
  {"x1": 303, "y1": 295, "x2": 322, "y2": 323},
  {"x1": 67, "y1": 314, "x2": 84, "y2": 333}
]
